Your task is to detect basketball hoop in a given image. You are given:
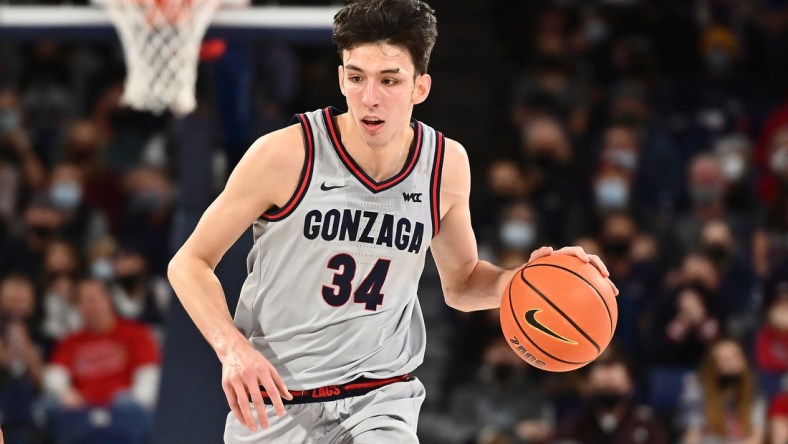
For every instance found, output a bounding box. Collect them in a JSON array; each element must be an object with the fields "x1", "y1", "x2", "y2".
[{"x1": 97, "y1": 0, "x2": 221, "y2": 116}]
